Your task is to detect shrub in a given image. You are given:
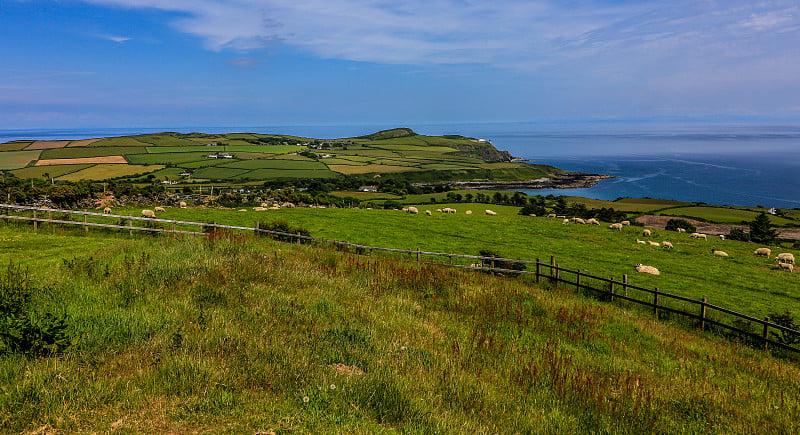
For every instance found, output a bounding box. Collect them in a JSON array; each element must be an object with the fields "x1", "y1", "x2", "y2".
[
  {"x1": 768, "y1": 311, "x2": 800, "y2": 346},
  {"x1": 749, "y1": 212, "x2": 778, "y2": 244},
  {"x1": 665, "y1": 218, "x2": 696, "y2": 233},
  {"x1": 727, "y1": 228, "x2": 750, "y2": 242},
  {"x1": 257, "y1": 220, "x2": 311, "y2": 244},
  {"x1": 518, "y1": 204, "x2": 546, "y2": 216},
  {"x1": 478, "y1": 249, "x2": 526, "y2": 272}
]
